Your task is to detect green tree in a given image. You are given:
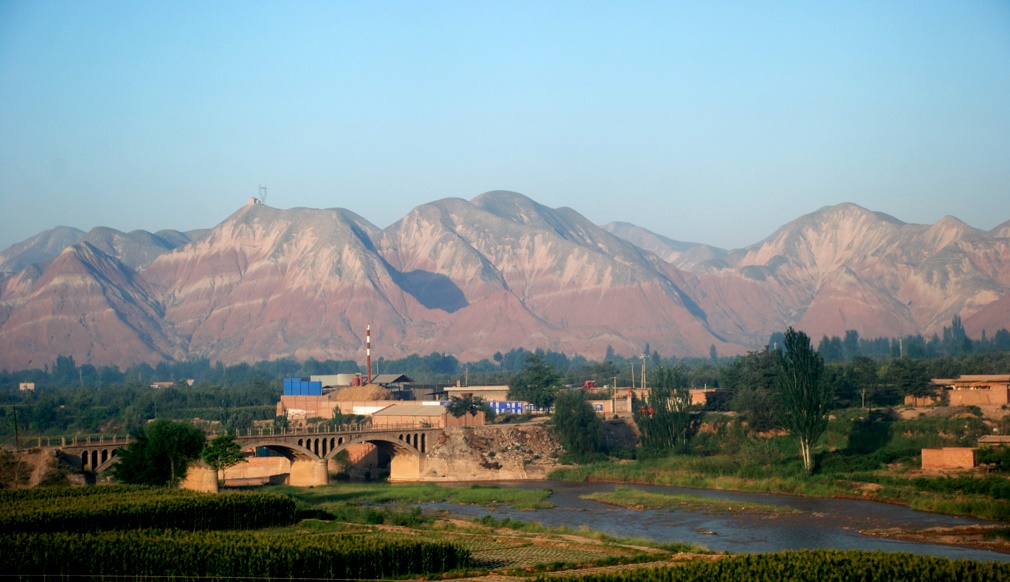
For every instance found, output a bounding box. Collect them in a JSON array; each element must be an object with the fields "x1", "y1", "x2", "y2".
[
  {"x1": 446, "y1": 394, "x2": 486, "y2": 417},
  {"x1": 776, "y1": 327, "x2": 833, "y2": 474},
  {"x1": 879, "y1": 357, "x2": 931, "y2": 398},
  {"x1": 508, "y1": 352, "x2": 561, "y2": 409},
  {"x1": 843, "y1": 329, "x2": 861, "y2": 360},
  {"x1": 111, "y1": 419, "x2": 206, "y2": 486},
  {"x1": 201, "y1": 432, "x2": 247, "y2": 484},
  {"x1": 723, "y1": 348, "x2": 780, "y2": 432},
  {"x1": 846, "y1": 356, "x2": 880, "y2": 409},
  {"x1": 552, "y1": 390, "x2": 603, "y2": 461},
  {"x1": 633, "y1": 367, "x2": 697, "y2": 453}
]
